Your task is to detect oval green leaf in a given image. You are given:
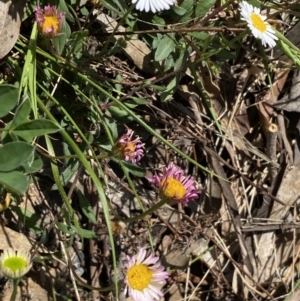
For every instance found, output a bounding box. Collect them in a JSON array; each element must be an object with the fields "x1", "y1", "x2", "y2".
[
  {"x1": 77, "y1": 190, "x2": 97, "y2": 224},
  {"x1": 22, "y1": 157, "x2": 43, "y2": 174},
  {"x1": 0, "y1": 171, "x2": 29, "y2": 194},
  {"x1": 0, "y1": 85, "x2": 19, "y2": 118},
  {"x1": 155, "y1": 34, "x2": 176, "y2": 62},
  {"x1": 10, "y1": 96, "x2": 31, "y2": 128},
  {"x1": 12, "y1": 120, "x2": 61, "y2": 141},
  {"x1": 0, "y1": 142, "x2": 34, "y2": 171}
]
